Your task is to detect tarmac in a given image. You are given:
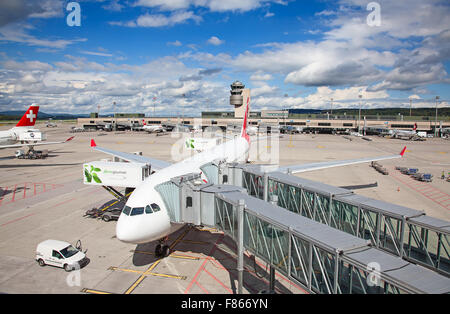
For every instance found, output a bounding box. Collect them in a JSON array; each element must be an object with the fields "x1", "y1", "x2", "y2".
[{"x1": 0, "y1": 122, "x2": 448, "y2": 294}]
